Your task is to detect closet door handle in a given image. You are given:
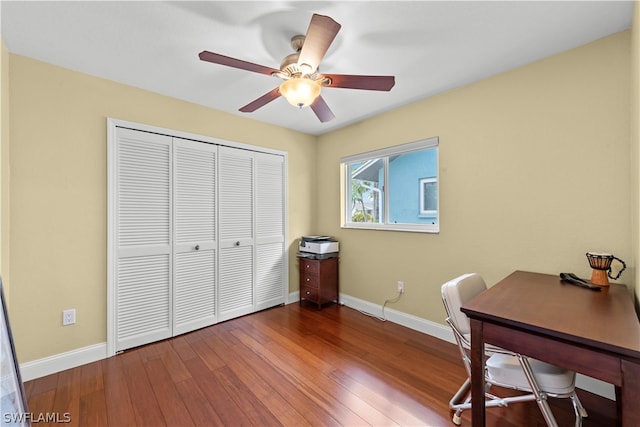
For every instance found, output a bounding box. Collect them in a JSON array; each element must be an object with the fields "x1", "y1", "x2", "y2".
[{"x1": 195, "y1": 245, "x2": 200, "y2": 251}]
